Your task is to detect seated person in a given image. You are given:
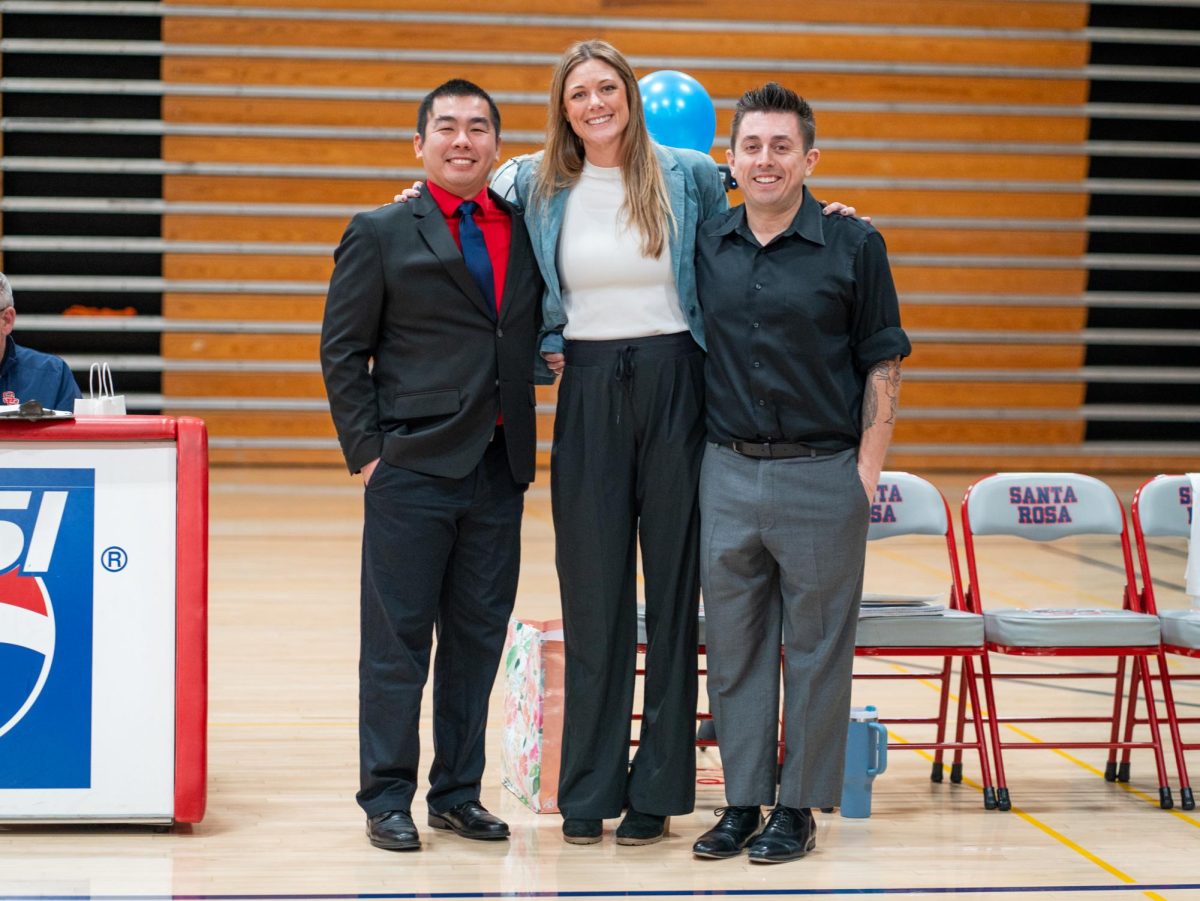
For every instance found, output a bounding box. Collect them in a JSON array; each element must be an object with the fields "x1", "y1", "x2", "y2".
[{"x1": 0, "y1": 271, "x2": 82, "y2": 410}]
